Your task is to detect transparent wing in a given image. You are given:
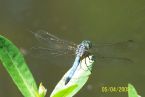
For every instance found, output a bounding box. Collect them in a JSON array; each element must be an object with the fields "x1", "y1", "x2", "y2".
[
  {"x1": 30, "y1": 30, "x2": 77, "y2": 57},
  {"x1": 94, "y1": 54, "x2": 133, "y2": 66},
  {"x1": 29, "y1": 30, "x2": 135, "y2": 64},
  {"x1": 91, "y1": 40, "x2": 135, "y2": 56},
  {"x1": 90, "y1": 40, "x2": 135, "y2": 64}
]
